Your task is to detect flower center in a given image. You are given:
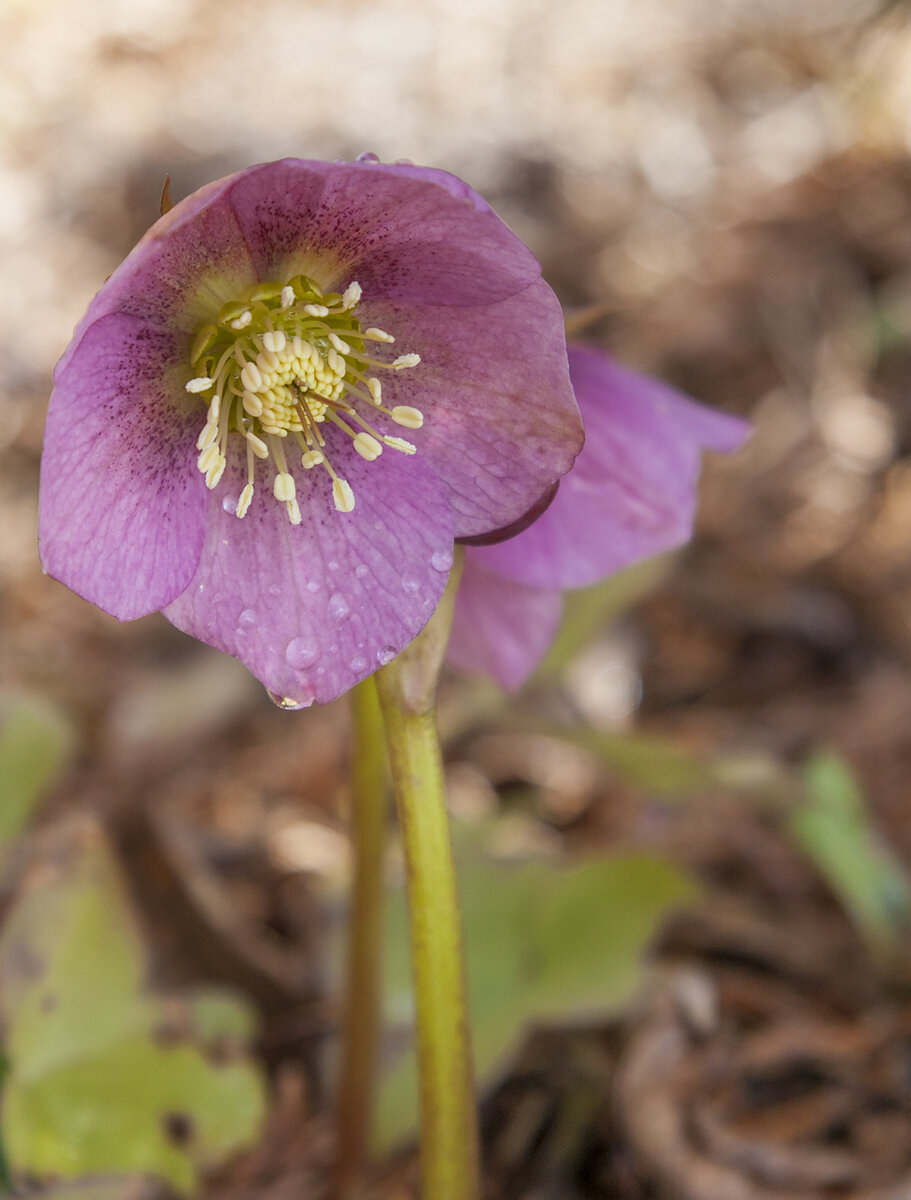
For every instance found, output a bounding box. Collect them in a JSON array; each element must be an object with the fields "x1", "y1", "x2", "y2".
[{"x1": 185, "y1": 275, "x2": 424, "y2": 523}]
